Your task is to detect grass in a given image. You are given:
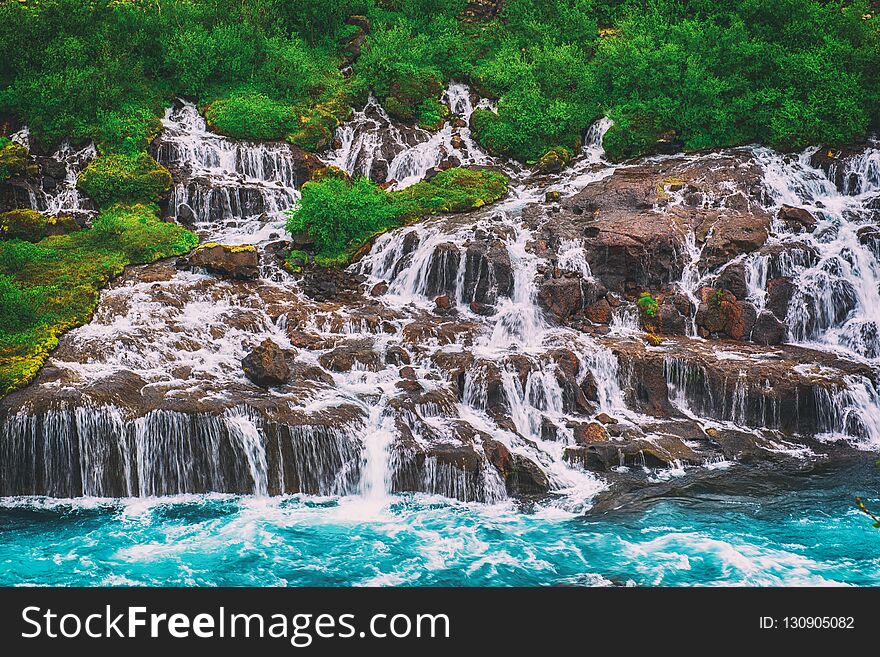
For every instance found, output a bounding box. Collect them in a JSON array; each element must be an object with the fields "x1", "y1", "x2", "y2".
[{"x1": 0, "y1": 204, "x2": 197, "y2": 396}]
